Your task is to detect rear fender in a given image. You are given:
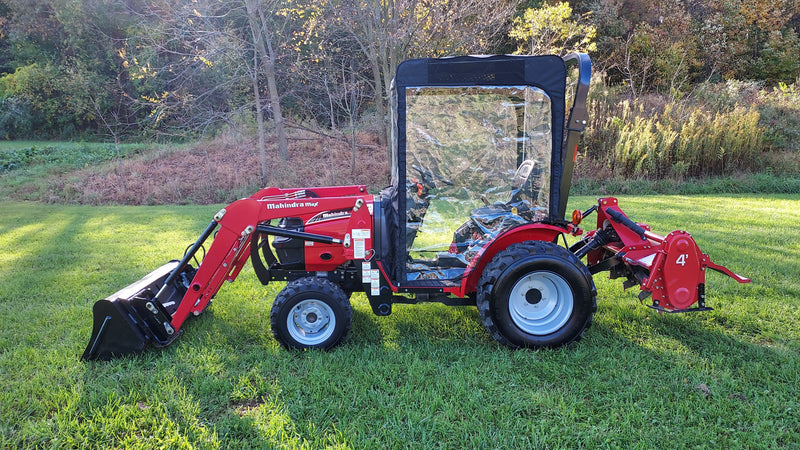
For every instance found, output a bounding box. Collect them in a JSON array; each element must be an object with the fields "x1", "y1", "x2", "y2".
[{"x1": 462, "y1": 224, "x2": 566, "y2": 295}]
